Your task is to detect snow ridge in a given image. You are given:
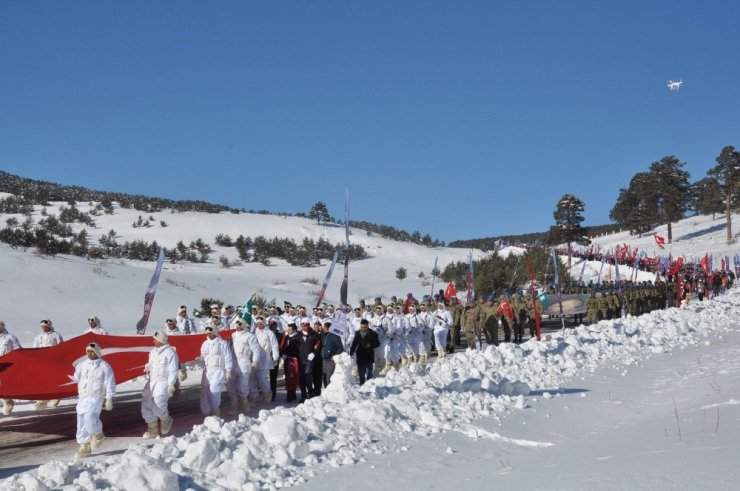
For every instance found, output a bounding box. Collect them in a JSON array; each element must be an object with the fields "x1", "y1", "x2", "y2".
[{"x1": 3, "y1": 291, "x2": 739, "y2": 490}]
